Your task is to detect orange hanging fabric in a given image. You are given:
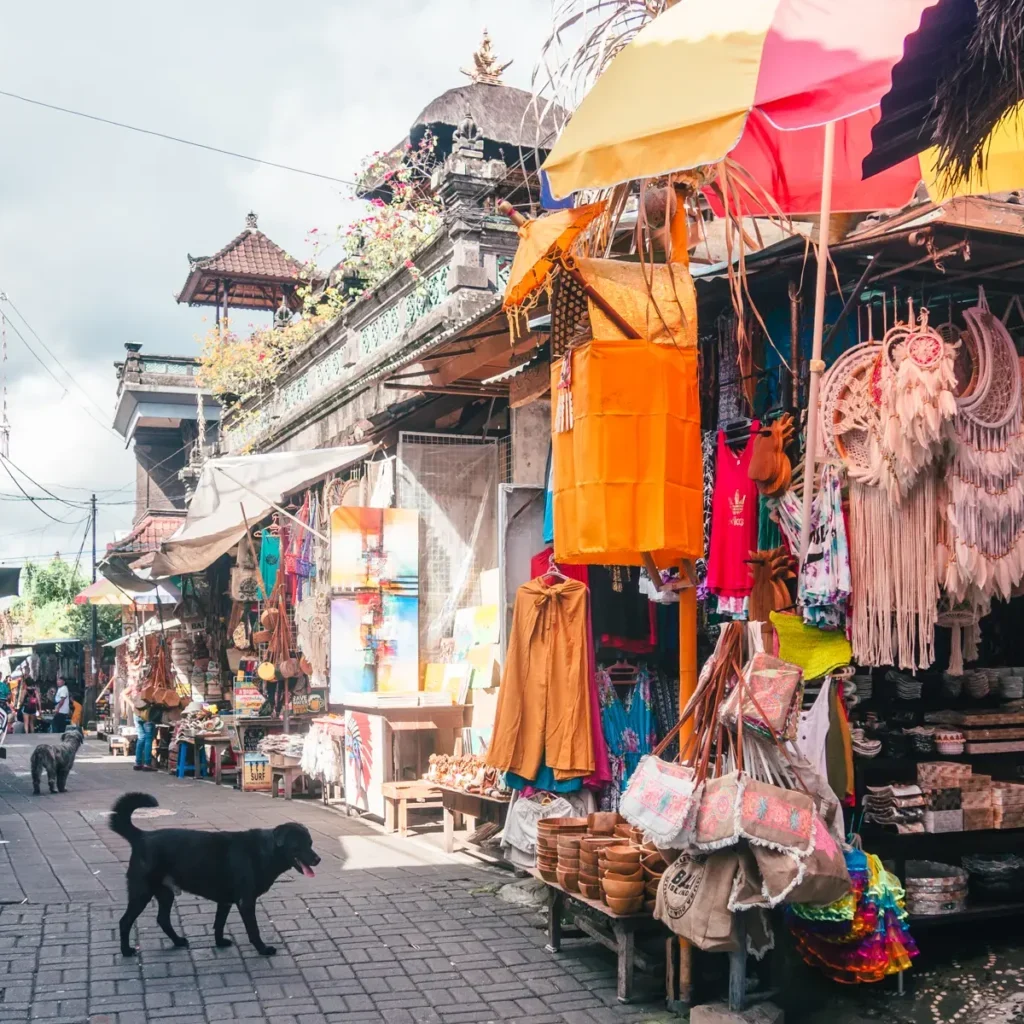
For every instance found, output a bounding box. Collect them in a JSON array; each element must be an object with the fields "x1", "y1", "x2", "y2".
[
  {"x1": 486, "y1": 578, "x2": 594, "y2": 782},
  {"x1": 552, "y1": 259, "x2": 704, "y2": 566}
]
